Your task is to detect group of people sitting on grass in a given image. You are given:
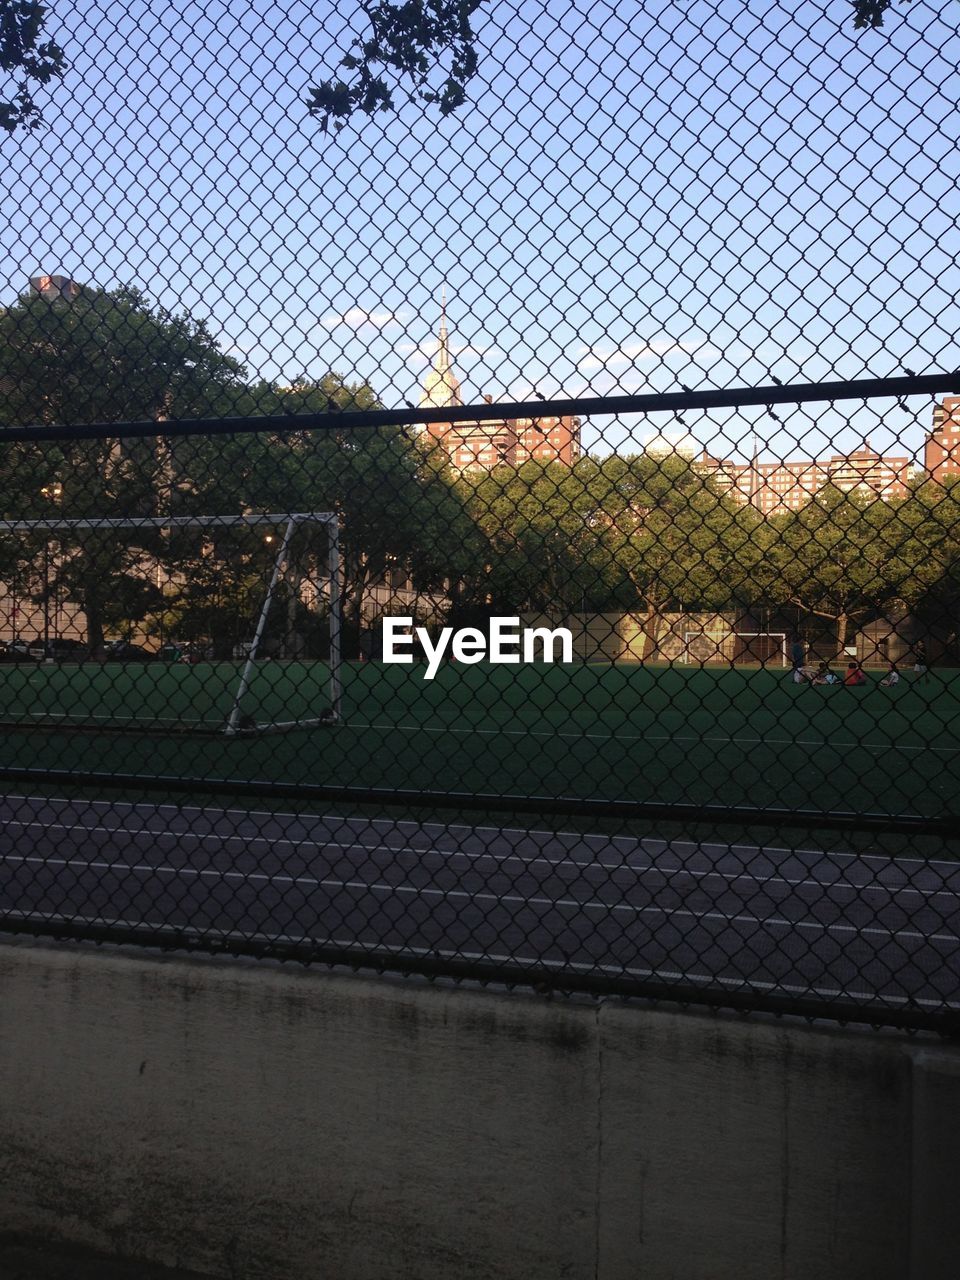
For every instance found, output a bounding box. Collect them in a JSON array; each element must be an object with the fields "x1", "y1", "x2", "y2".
[
  {"x1": 791, "y1": 640, "x2": 929, "y2": 689},
  {"x1": 794, "y1": 659, "x2": 907, "y2": 686}
]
